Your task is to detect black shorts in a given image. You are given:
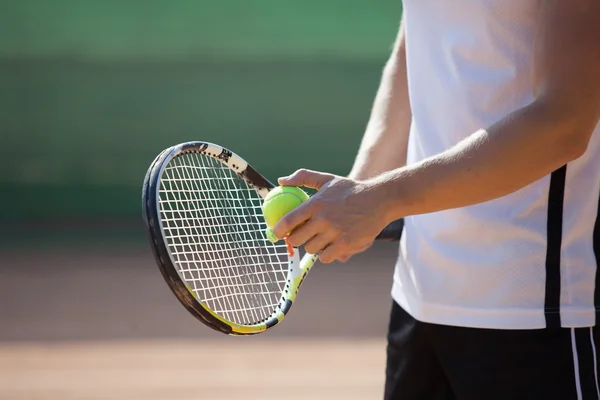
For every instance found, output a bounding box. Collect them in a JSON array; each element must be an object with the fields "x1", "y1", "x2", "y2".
[{"x1": 385, "y1": 300, "x2": 600, "y2": 400}]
